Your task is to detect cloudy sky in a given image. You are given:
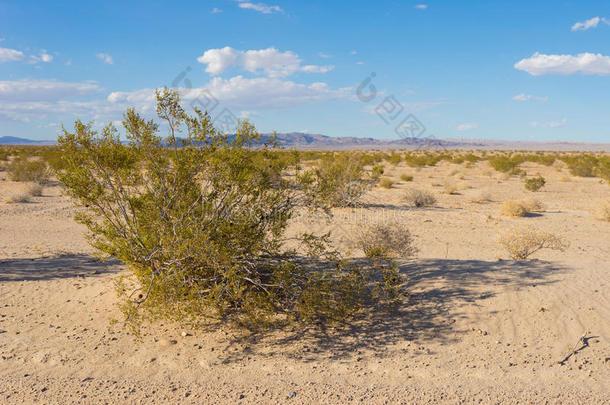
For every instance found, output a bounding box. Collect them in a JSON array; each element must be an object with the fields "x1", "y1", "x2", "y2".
[{"x1": 1, "y1": 0, "x2": 610, "y2": 142}]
